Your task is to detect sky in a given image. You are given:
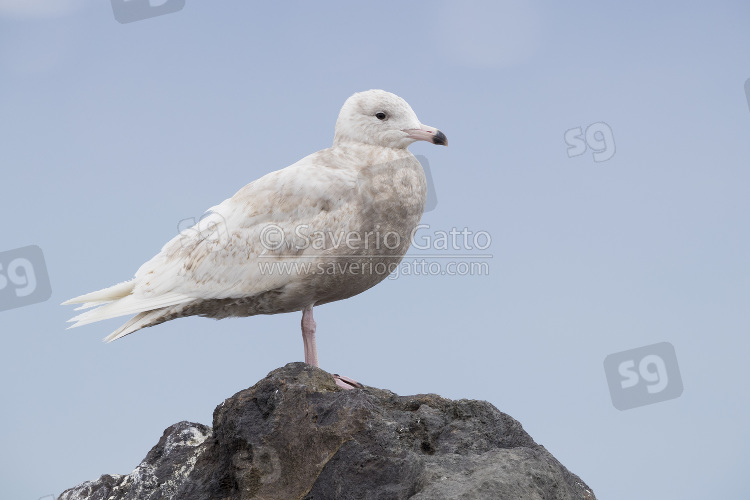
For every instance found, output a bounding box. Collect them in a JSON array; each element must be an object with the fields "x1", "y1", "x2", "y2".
[{"x1": 1, "y1": 1, "x2": 749, "y2": 499}]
